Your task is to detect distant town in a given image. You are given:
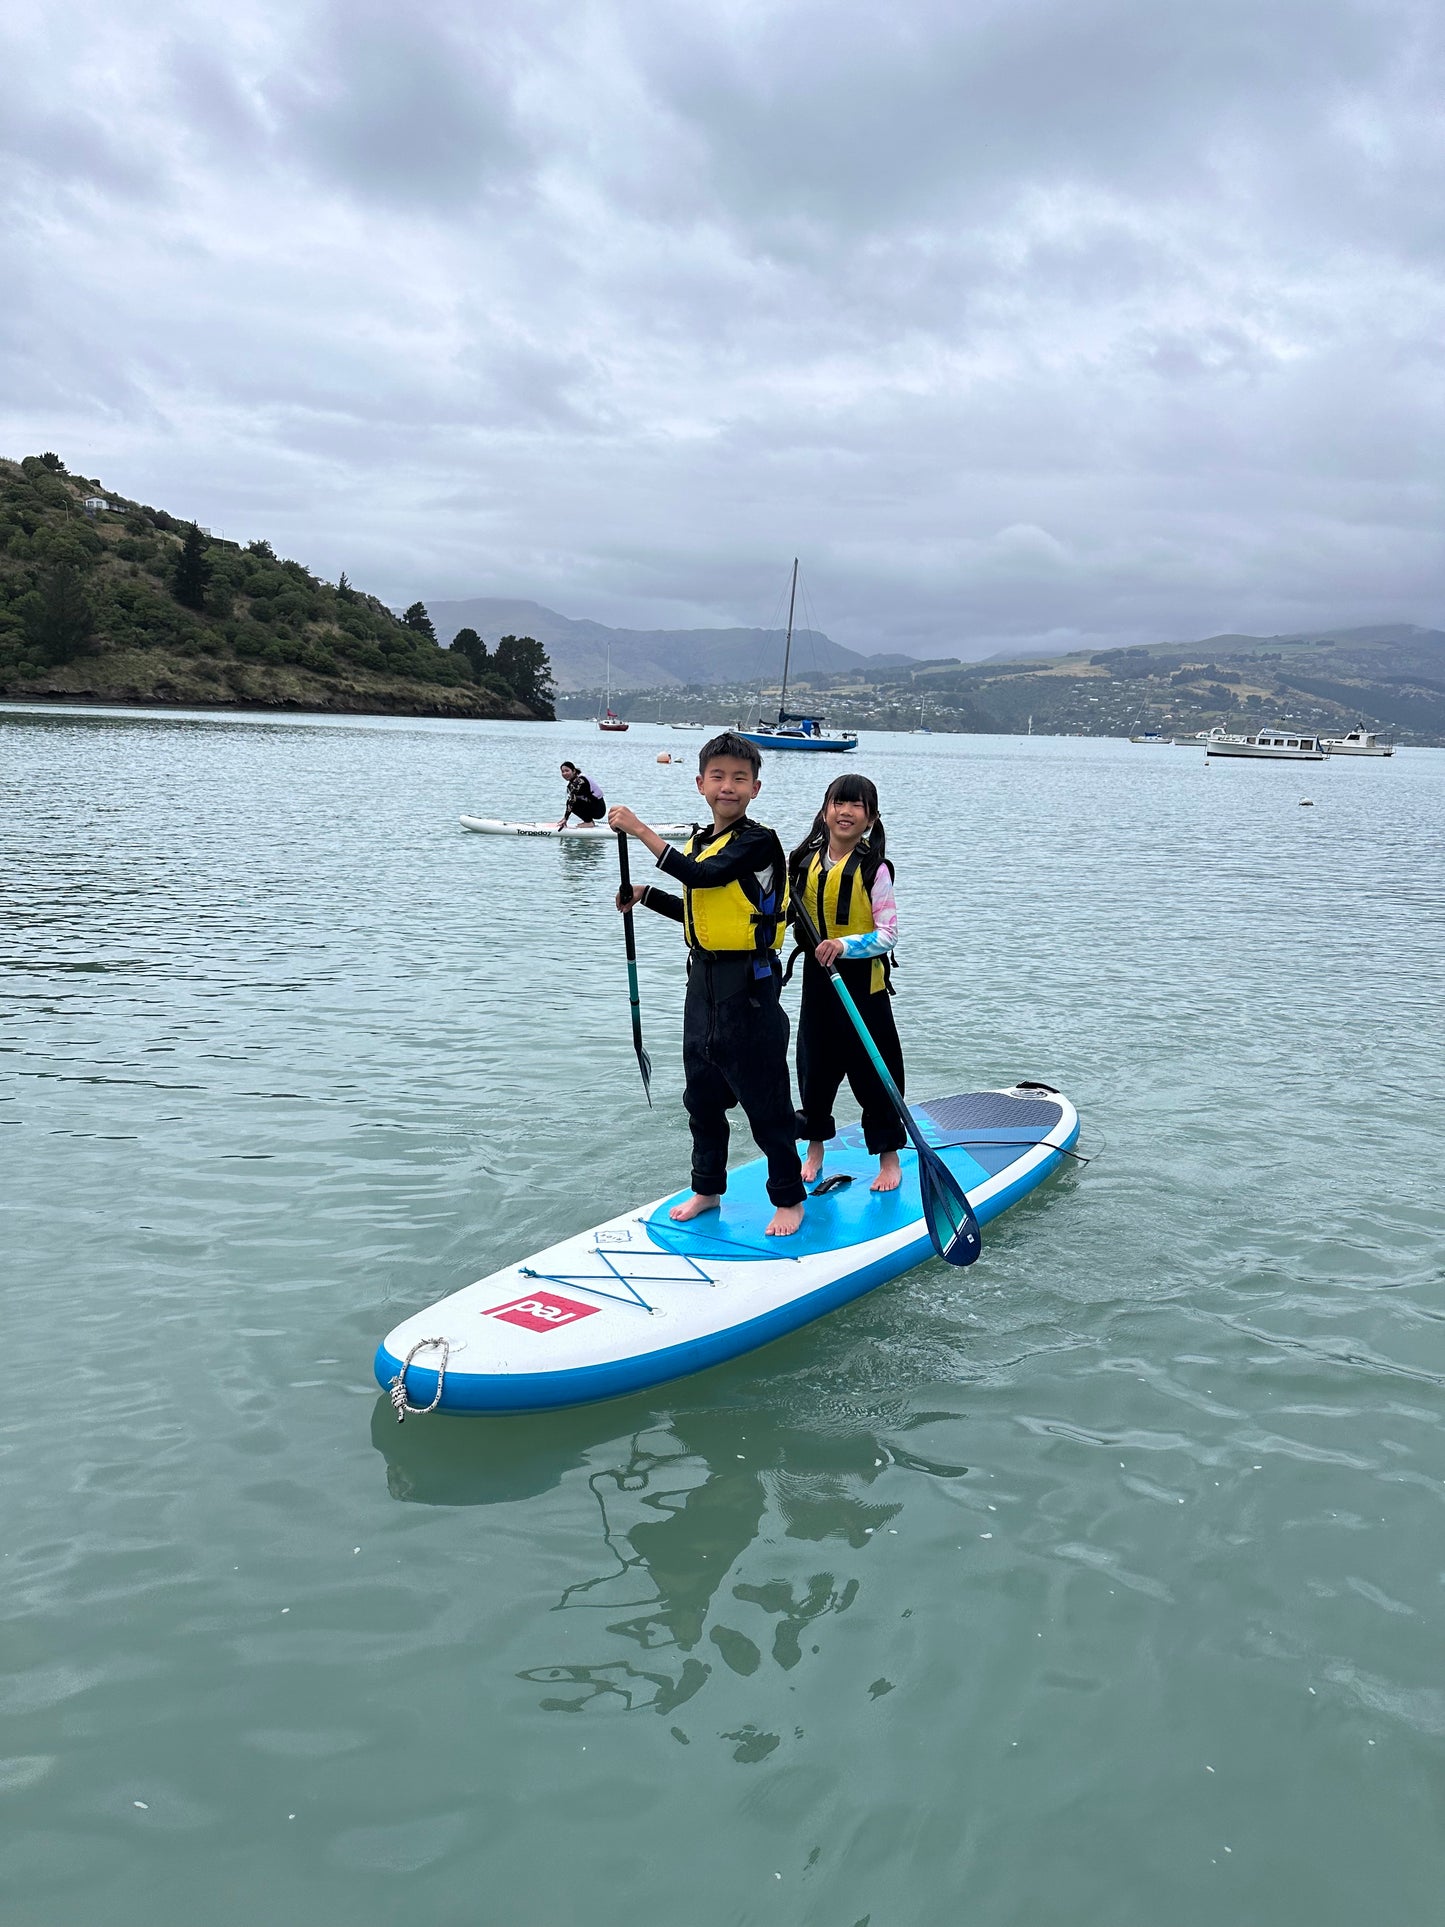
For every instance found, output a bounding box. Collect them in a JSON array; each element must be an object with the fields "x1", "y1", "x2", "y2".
[{"x1": 555, "y1": 630, "x2": 1445, "y2": 747}]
